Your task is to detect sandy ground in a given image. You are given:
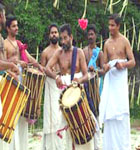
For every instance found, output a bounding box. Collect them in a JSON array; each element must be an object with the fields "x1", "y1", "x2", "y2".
[{"x1": 28, "y1": 128, "x2": 140, "y2": 150}]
